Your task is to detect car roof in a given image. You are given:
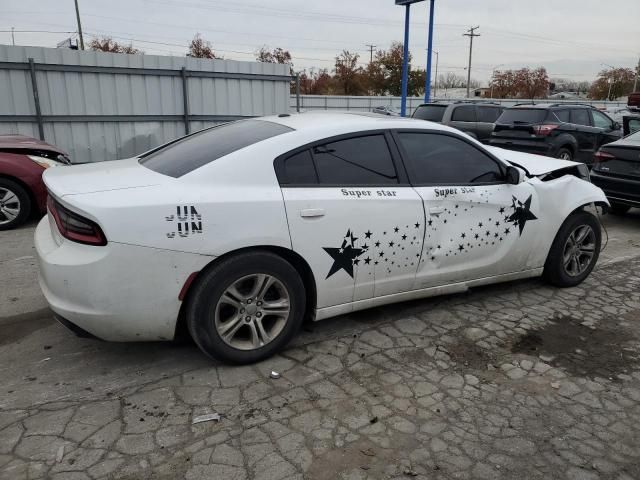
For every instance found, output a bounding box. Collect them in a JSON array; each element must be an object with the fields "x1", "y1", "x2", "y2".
[
  {"x1": 261, "y1": 111, "x2": 453, "y2": 134},
  {"x1": 0, "y1": 134, "x2": 67, "y2": 155}
]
